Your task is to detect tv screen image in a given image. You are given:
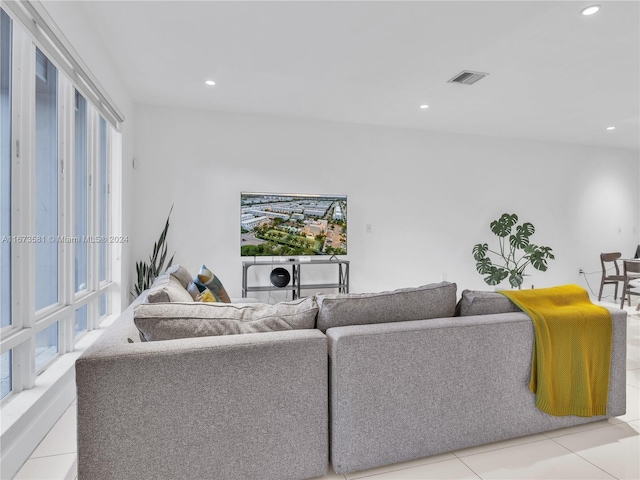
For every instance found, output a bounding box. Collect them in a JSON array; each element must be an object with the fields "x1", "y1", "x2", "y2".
[{"x1": 241, "y1": 192, "x2": 347, "y2": 257}]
